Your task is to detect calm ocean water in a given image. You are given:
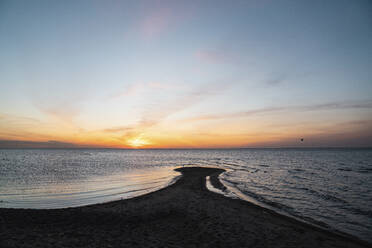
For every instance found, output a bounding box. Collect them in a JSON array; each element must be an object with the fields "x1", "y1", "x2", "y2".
[{"x1": 0, "y1": 148, "x2": 371, "y2": 242}]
